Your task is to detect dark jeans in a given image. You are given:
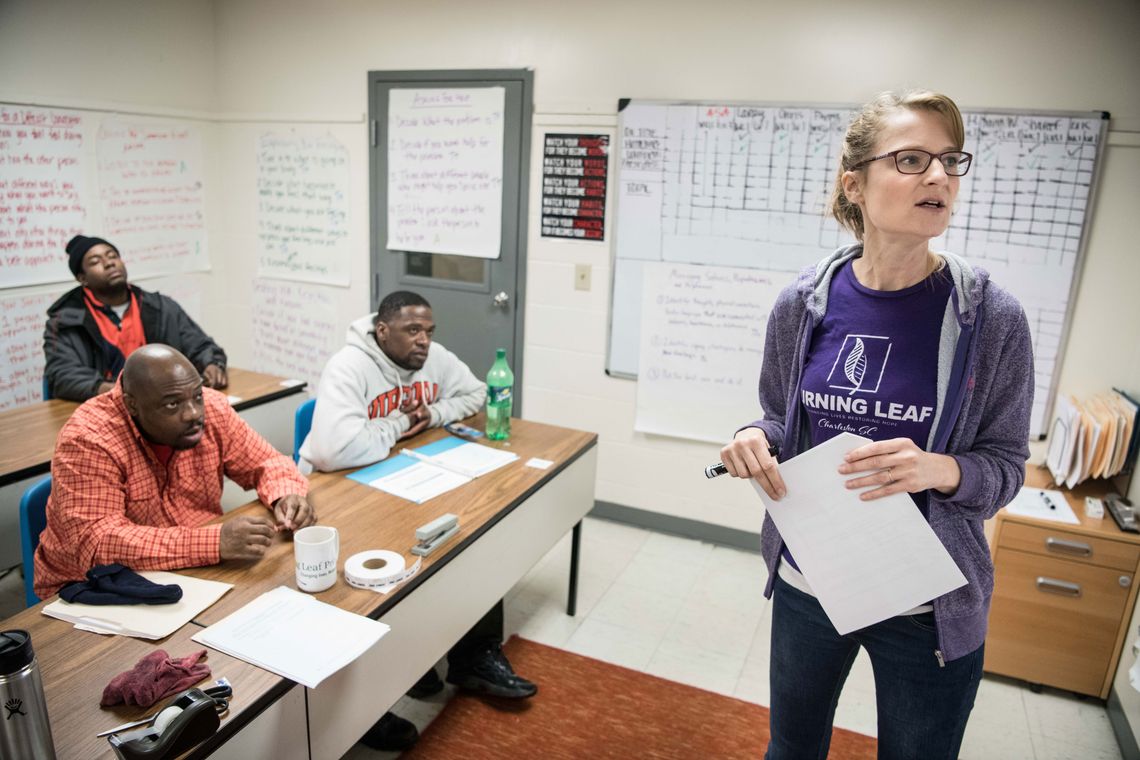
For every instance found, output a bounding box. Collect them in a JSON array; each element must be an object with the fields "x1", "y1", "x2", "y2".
[
  {"x1": 766, "y1": 575, "x2": 983, "y2": 760},
  {"x1": 446, "y1": 599, "x2": 504, "y2": 671}
]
